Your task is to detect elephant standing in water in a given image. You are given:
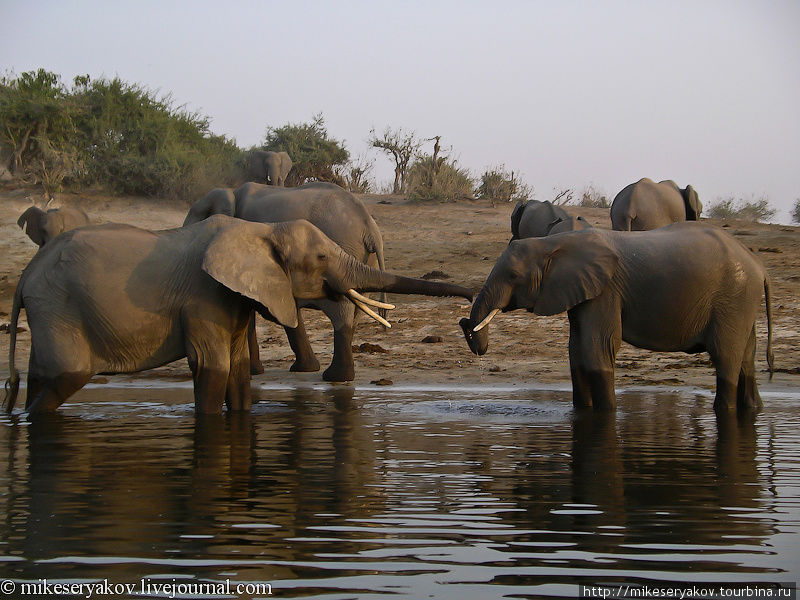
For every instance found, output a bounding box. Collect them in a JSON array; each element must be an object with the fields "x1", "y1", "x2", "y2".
[
  {"x1": 184, "y1": 181, "x2": 389, "y2": 382},
  {"x1": 4, "y1": 216, "x2": 473, "y2": 415},
  {"x1": 610, "y1": 178, "x2": 701, "y2": 231},
  {"x1": 247, "y1": 150, "x2": 292, "y2": 186},
  {"x1": 17, "y1": 205, "x2": 90, "y2": 246},
  {"x1": 460, "y1": 223, "x2": 773, "y2": 413},
  {"x1": 510, "y1": 200, "x2": 570, "y2": 240}
]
